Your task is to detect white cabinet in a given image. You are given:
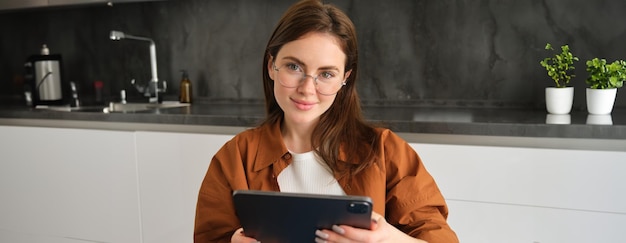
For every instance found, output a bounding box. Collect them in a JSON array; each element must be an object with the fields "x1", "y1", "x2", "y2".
[
  {"x1": 0, "y1": 125, "x2": 141, "y2": 243},
  {"x1": 133, "y1": 132, "x2": 626, "y2": 243},
  {"x1": 416, "y1": 143, "x2": 626, "y2": 243},
  {"x1": 134, "y1": 131, "x2": 232, "y2": 243},
  {"x1": 2, "y1": 123, "x2": 625, "y2": 243},
  {"x1": 0, "y1": 125, "x2": 232, "y2": 243}
]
